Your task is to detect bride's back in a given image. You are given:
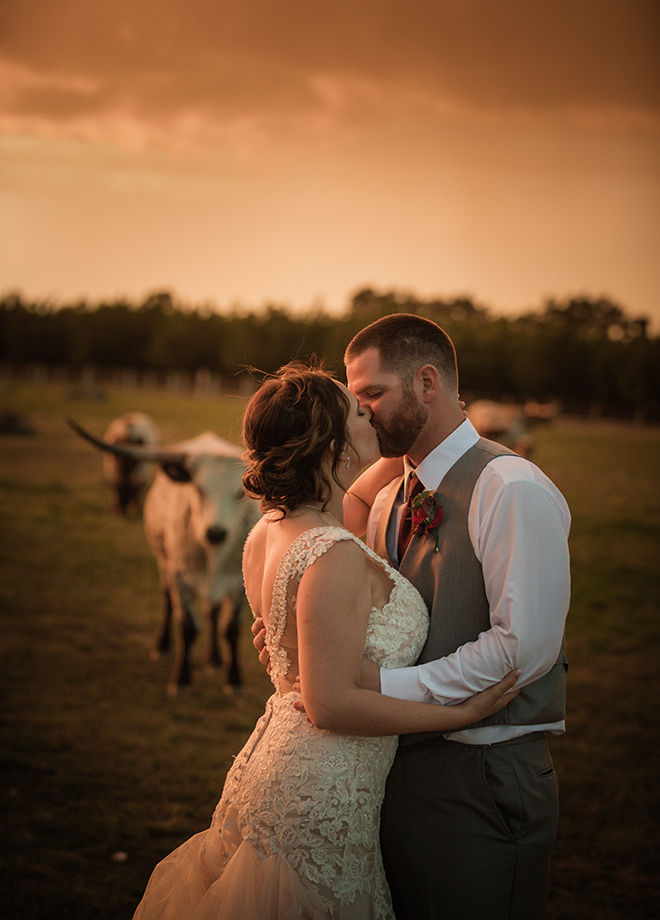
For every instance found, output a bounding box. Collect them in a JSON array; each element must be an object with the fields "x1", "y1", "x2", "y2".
[{"x1": 243, "y1": 514, "x2": 393, "y2": 693}]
